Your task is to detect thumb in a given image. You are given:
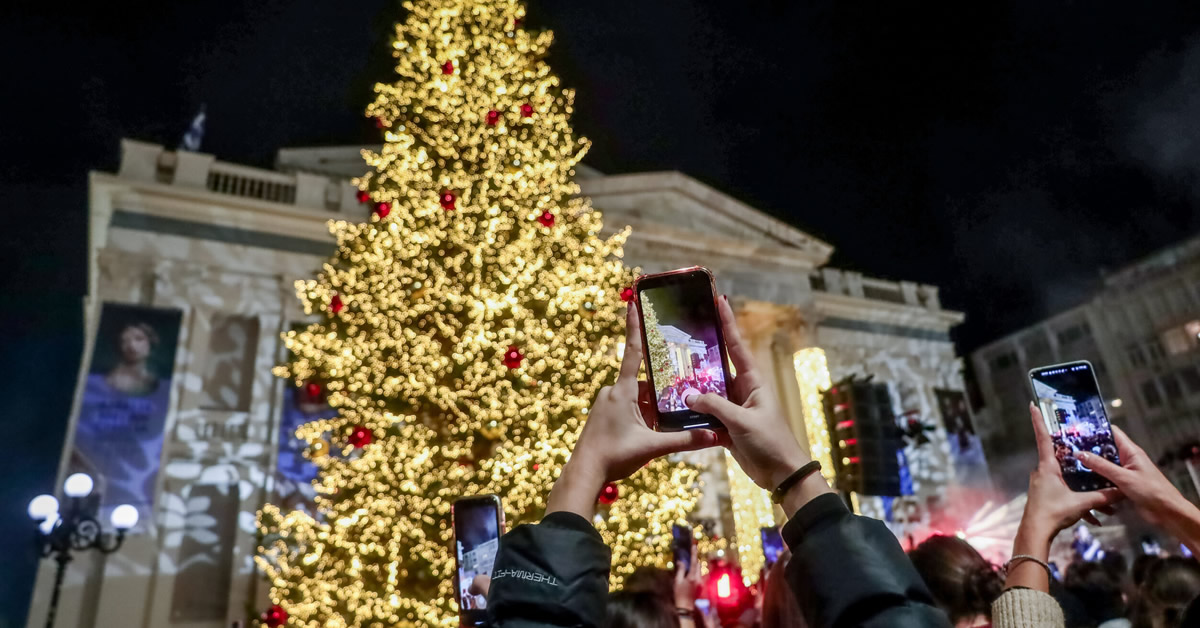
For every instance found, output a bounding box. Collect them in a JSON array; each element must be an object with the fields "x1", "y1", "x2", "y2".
[
  {"x1": 1078, "y1": 451, "x2": 1125, "y2": 484},
  {"x1": 686, "y1": 393, "x2": 743, "y2": 425},
  {"x1": 650, "y1": 429, "x2": 720, "y2": 458}
]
